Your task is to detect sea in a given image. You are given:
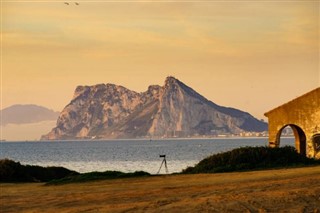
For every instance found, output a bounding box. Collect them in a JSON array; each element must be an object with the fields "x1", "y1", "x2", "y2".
[{"x1": 0, "y1": 138, "x2": 294, "y2": 174}]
